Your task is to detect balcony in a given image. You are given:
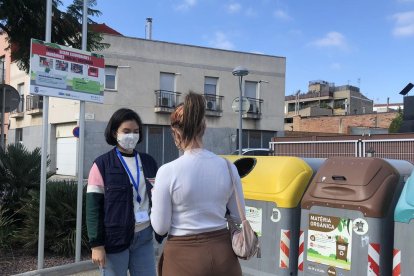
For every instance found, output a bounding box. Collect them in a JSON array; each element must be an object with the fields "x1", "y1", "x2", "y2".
[
  {"x1": 203, "y1": 94, "x2": 224, "y2": 117},
  {"x1": 242, "y1": 97, "x2": 263, "y2": 120},
  {"x1": 10, "y1": 95, "x2": 24, "y2": 118},
  {"x1": 26, "y1": 95, "x2": 43, "y2": 115},
  {"x1": 154, "y1": 90, "x2": 181, "y2": 113}
]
